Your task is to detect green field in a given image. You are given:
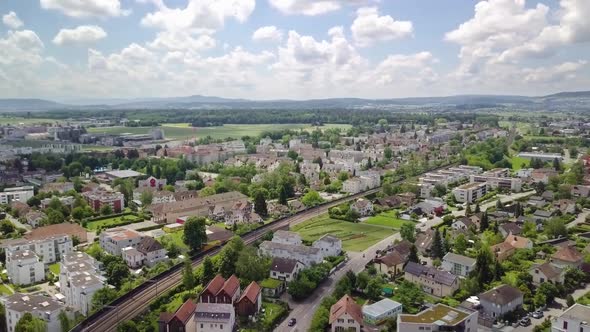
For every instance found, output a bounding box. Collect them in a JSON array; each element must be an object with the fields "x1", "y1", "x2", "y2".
[
  {"x1": 292, "y1": 214, "x2": 397, "y2": 252},
  {"x1": 509, "y1": 156, "x2": 530, "y2": 171},
  {"x1": 84, "y1": 214, "x2": 143, "y2": 231},
  {"x1": 0, "y1": 284, "x2": 13, "y2": 296},
  {"x1": 0, "y1": 117, "x2": 58, "y2": 125},
  {"x1": 158, "y1": 230, "x2": 189, "y2": 253},
  {"x1": 88, "y1": 123, "x2": 351, "y2": 140},
  {"x1": 49, "y1": 263, "x2": 60, "y2": 276},
  {"x1": 363, "y1": 210, "x2": 413, "y2": 229}
]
